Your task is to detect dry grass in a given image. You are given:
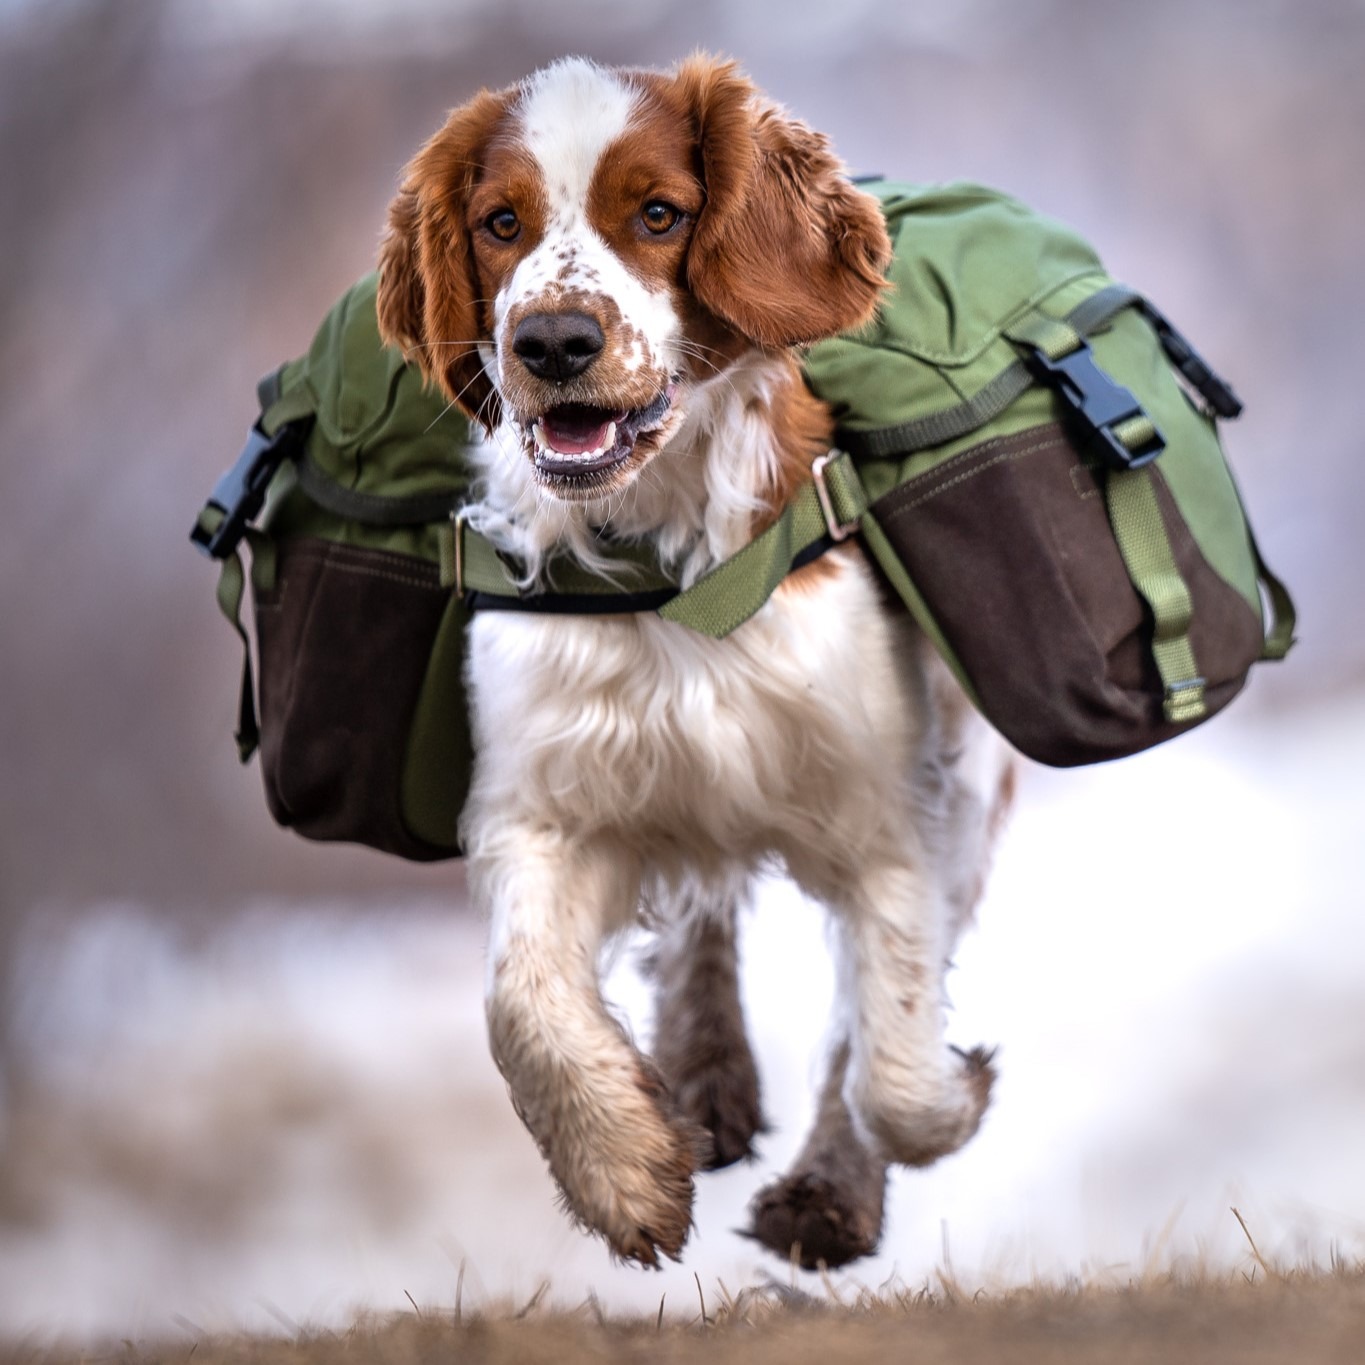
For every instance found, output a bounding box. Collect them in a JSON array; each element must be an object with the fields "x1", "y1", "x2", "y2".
[{"x1": 9, "y1": 1258, "x2": 1364, "y2": 1365}]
